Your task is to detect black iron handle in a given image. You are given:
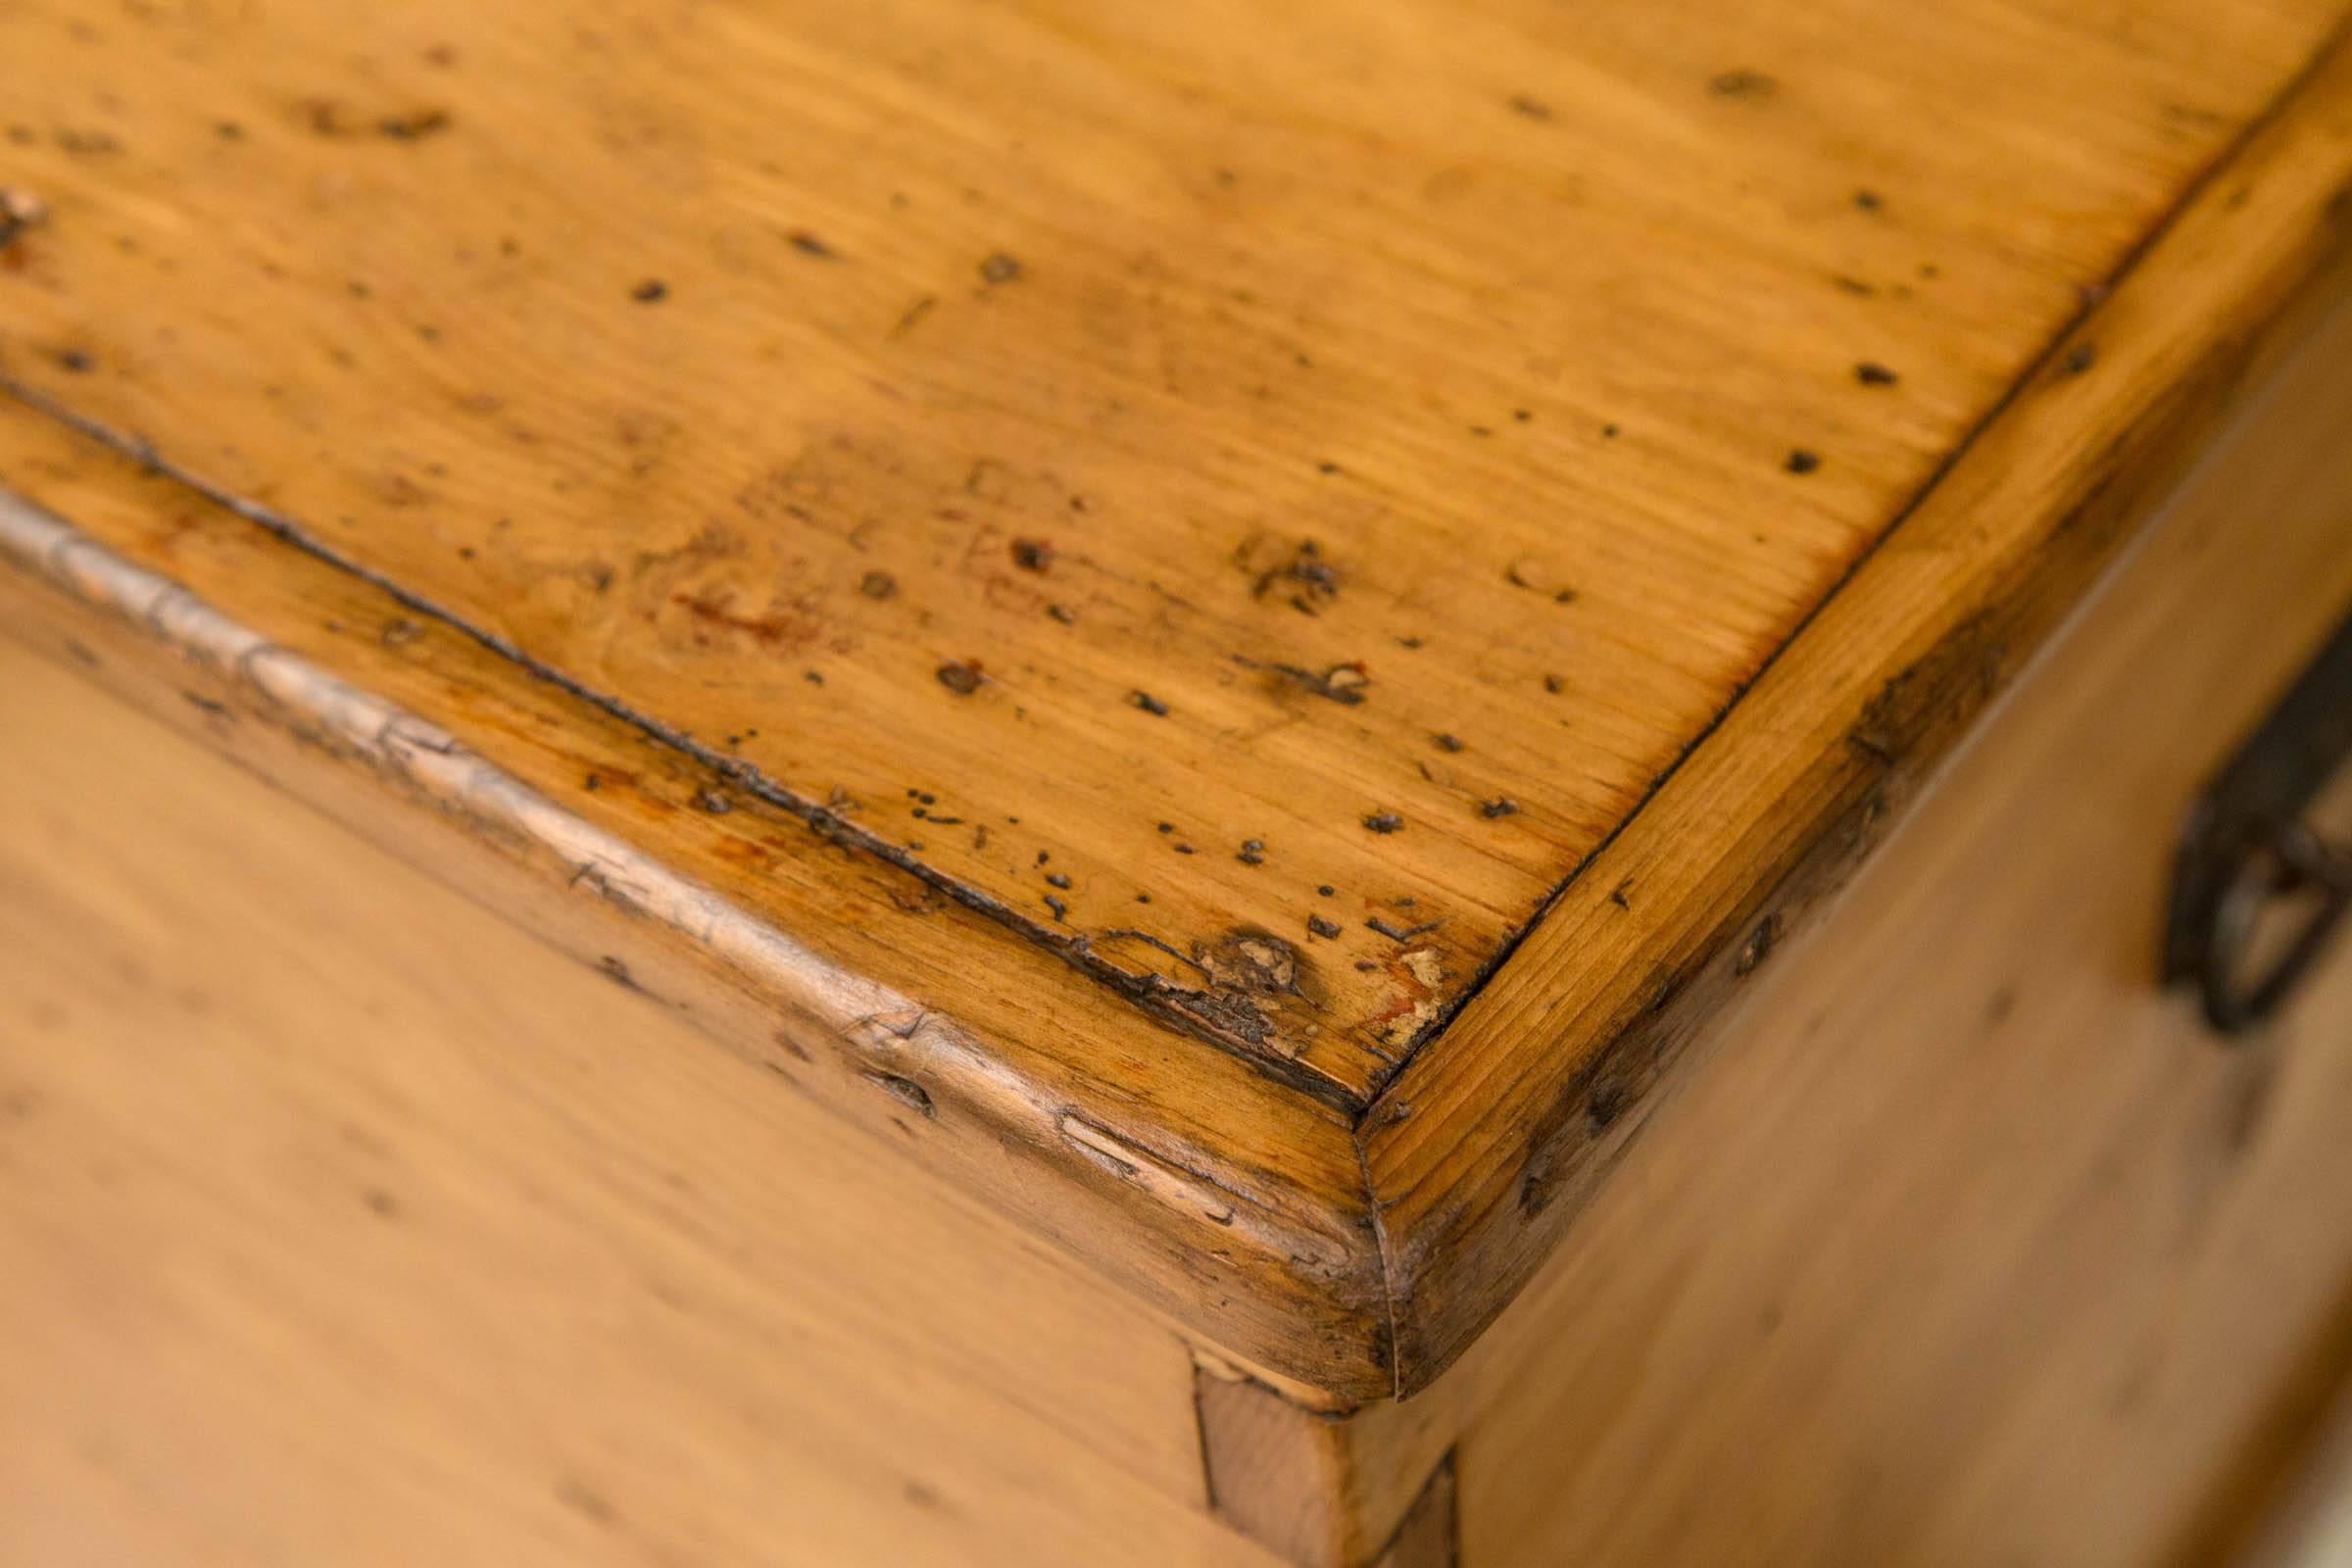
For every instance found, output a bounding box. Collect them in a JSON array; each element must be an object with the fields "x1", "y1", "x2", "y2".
[{"x1": 2163, "y1": 607, "x2": 2352, "y2": 1037}]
